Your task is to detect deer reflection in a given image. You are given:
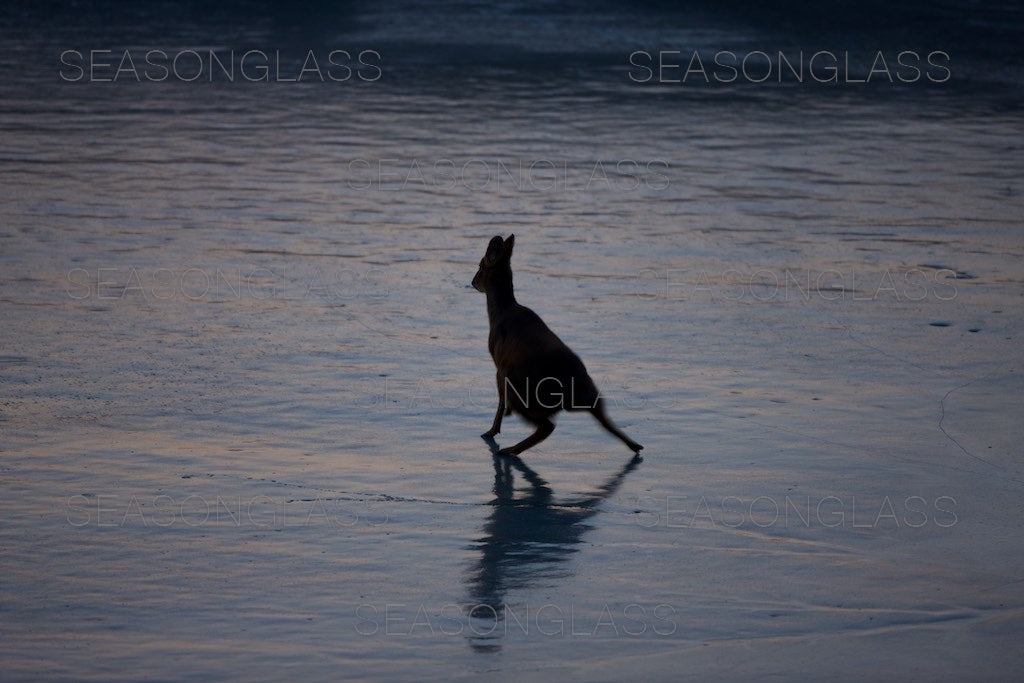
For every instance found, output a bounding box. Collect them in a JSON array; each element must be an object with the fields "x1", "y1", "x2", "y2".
[{"x1": 465, "y1": 440, "x2": 641, "y2": 652}]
